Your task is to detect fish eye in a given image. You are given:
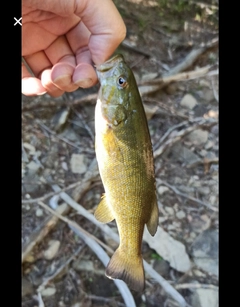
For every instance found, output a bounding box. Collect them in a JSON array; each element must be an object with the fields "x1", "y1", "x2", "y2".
[{"x1": 117, "y1": 76, "x2": 127, "y2": 88}]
